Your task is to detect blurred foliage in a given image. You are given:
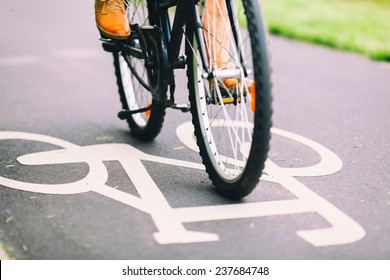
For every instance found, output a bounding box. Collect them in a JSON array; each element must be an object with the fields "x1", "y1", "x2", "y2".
[{"x1": 262, "y1": 0, "x2": 390, "y2": 61}]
